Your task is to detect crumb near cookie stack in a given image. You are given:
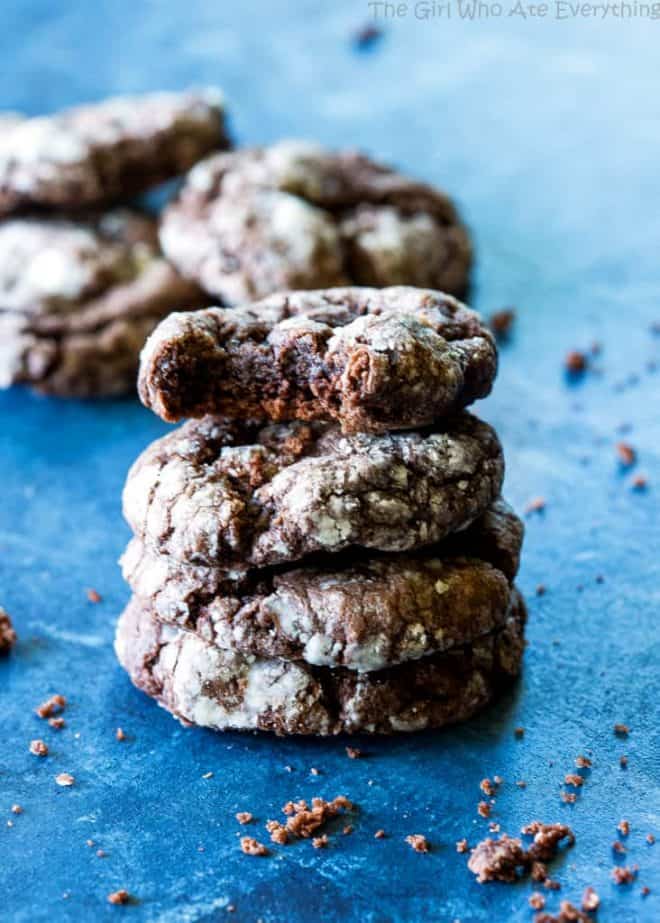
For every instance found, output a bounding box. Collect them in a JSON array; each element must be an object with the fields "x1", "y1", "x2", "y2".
[
  {"x1": 0, "y1": 90, "x2": 229, "y2": 397},
  {"x1": 115, "y1": 285, "x2": 527, "y2": 736}
]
